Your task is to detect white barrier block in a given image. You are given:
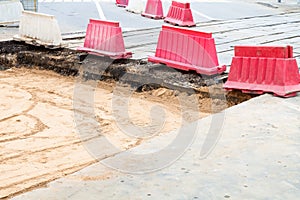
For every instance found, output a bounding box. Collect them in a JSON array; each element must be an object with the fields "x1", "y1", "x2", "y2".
[
  {"x1": 0, "y1": 0, "x2": 24, "y2": 25},
  {"x1": 162, "y1": 0, "x2": 172, "y2": 16},
  {"x1": 14, "y1": 11, "x2": 65, "y2": 48},
  {"x1": 126, "y1": 0, "x2": 147, "y2": 14}
]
